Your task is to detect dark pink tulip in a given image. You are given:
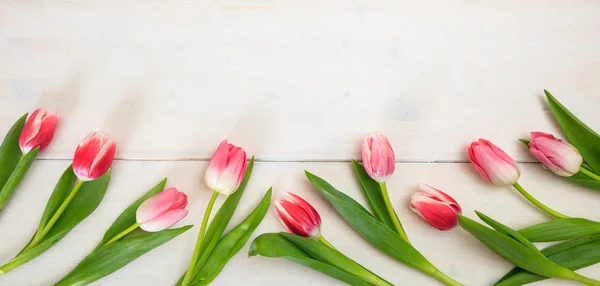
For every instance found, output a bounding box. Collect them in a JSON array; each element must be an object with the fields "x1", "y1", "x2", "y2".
[
  {"x1": 275, "y1": 192, "x2": 322, "y2": 238},
  {"x1": 18, "y1": 108, "x2": 59, "y2": 154},
  {"x1": 468, "y1": 139, "x2": 520, "y2": 186},
  {"x1": 204, "y1": 140, "x2": 247, "y2": 195},
  {"x1": 529, "y1": 132, "x2": 582, "y2": 177},
  {"x1": 362, "y1": 132, "x2": 395, "y2": 183},
  {"x1": 72, "y1": 132, "x2": 116, "y2": 181},
  {"x1": 136, "y1": 187, "x2": 188, "y2": 232},
  {"x1": 410, "y1": 184, "x2": 462, "y2": 231}
]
